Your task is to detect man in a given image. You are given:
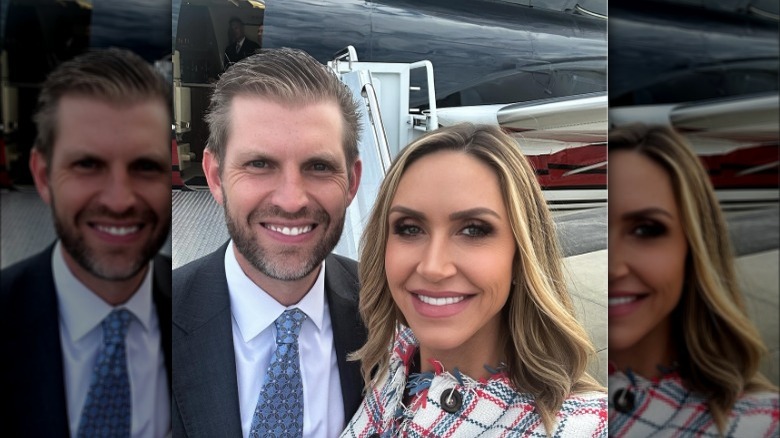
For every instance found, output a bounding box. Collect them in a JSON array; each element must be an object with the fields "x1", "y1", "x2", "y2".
[
  {"x1": 0, "y1": 48, "x2": 172, "y2": 437},
  {"x1": 172, "y1": 48, "x2": 366, "y2": 437},
  {"x1": 224, "y1": 17, "x2": 261, "y2": 68}
]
